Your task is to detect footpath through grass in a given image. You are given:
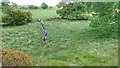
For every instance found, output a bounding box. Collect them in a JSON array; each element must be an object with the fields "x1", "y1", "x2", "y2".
[{"x1": 2, "y1": 19, "x2": 118, "y2": 66}]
